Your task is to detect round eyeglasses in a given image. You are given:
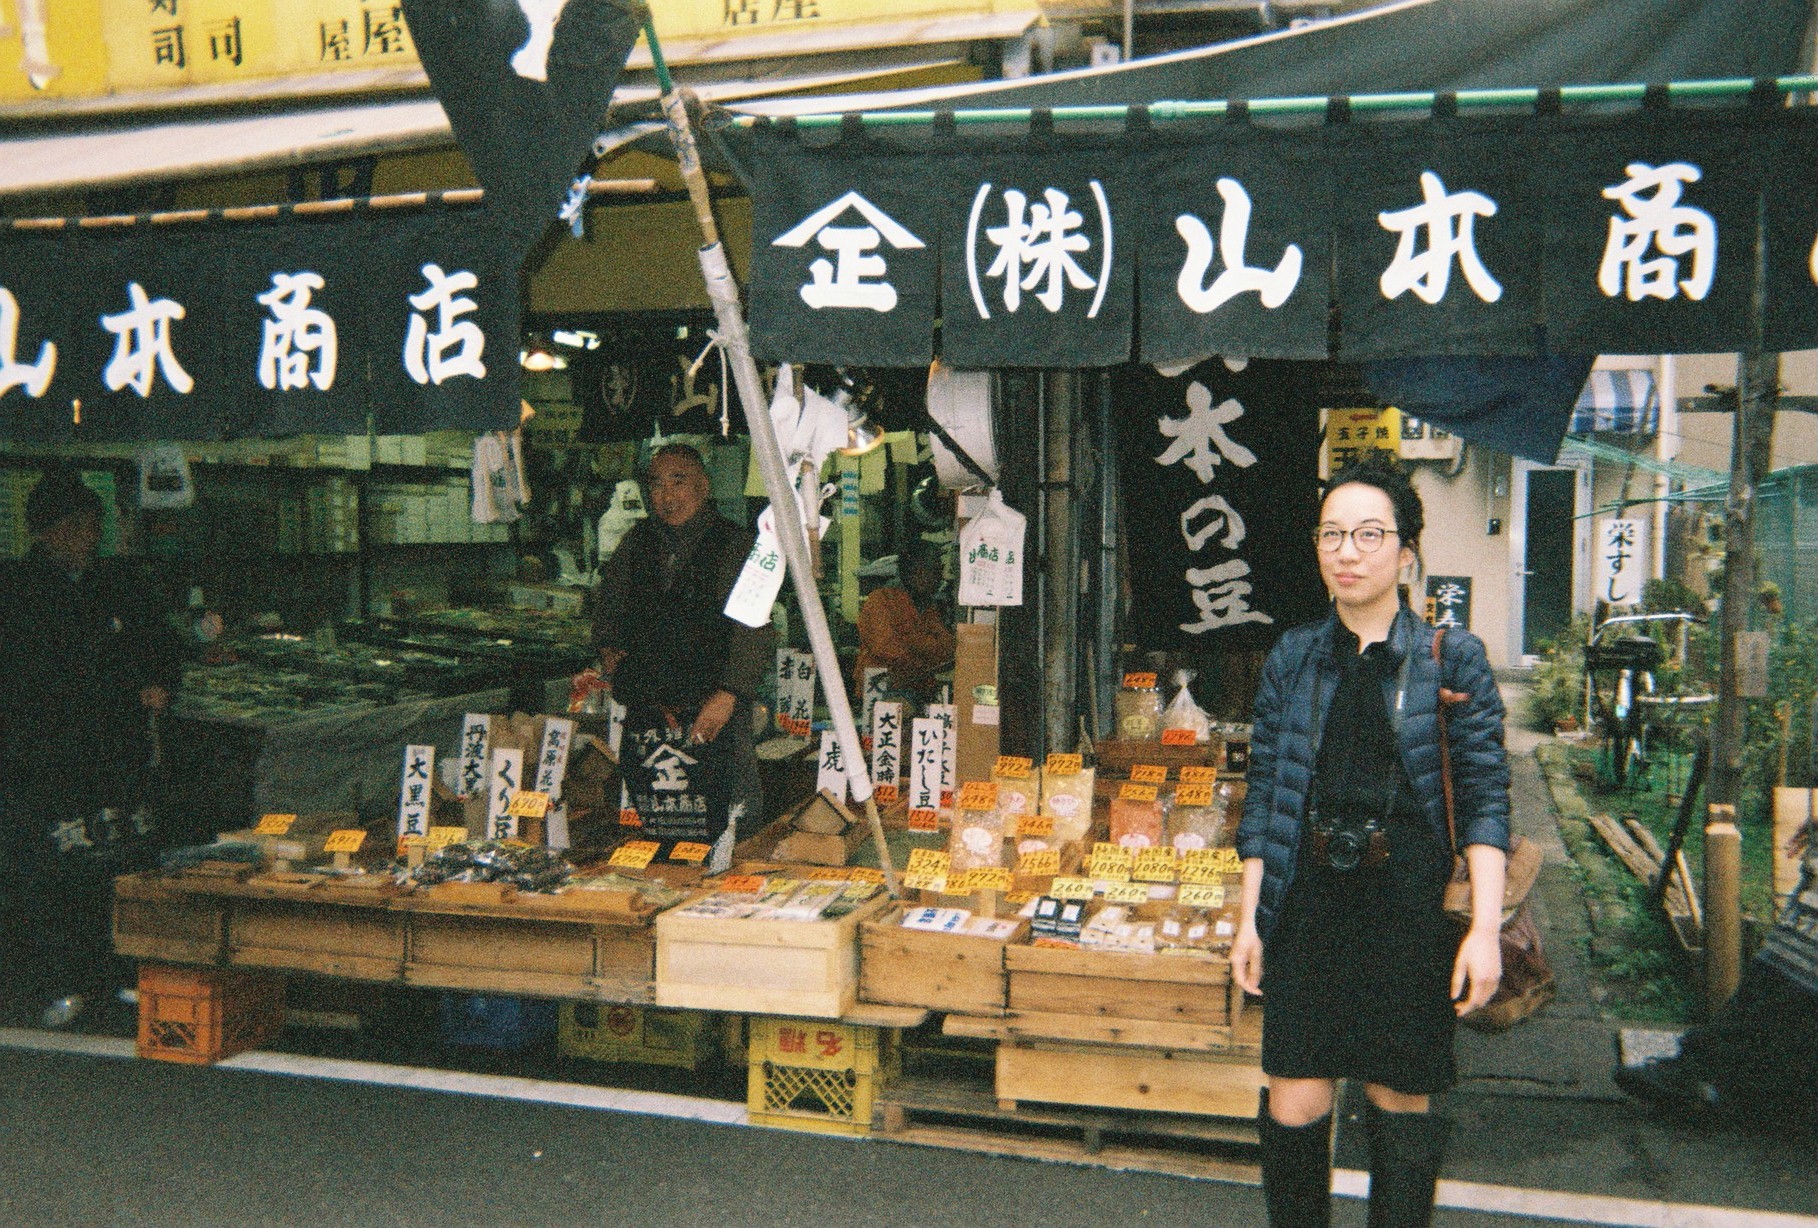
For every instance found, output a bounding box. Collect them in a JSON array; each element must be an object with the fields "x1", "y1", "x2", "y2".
[{"x1": 1314, "y1": 525, "x2": 1399, "y2": 553}]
